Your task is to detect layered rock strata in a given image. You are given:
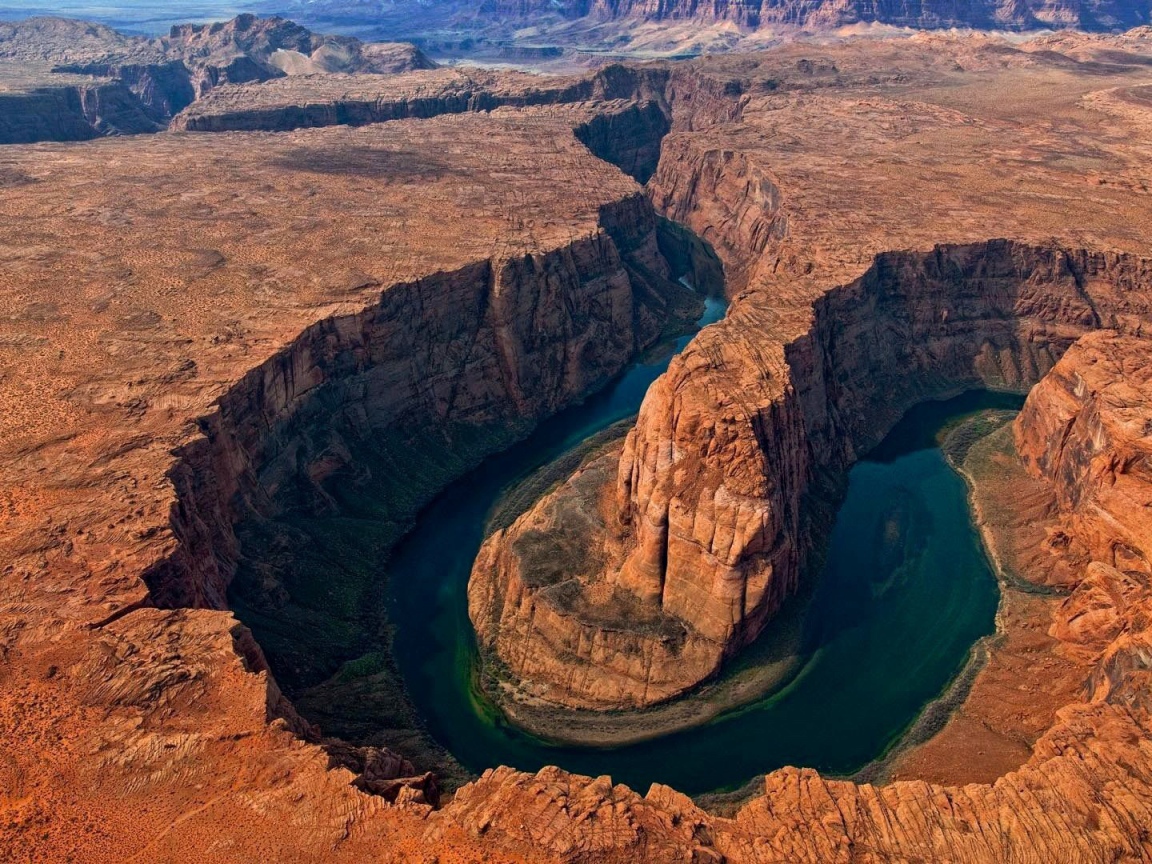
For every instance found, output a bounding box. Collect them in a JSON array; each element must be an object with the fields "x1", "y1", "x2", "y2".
[
  {"x1": 8, "y1": 33, "x2": 1152, "y2": 864},
  {"x1": 578, "y1": 0, "x2": 1151, "y2": 32},
  {"x1": 470, "y1": 242, "x2": 1152, "y2": 709},
  {"x1": 0, "y1": 15, "x2": 437, "y2": 143},
  {"x1": 150, "y1": 189, "x2": 687, "y2": 612},
  {"x1": 170, "y1": 63, "x2": 670, "y2": 135},
  {"x1": 1016, "y1": 330, "x2": 1152, "y2": 592},
  {"x1": 0, "y1": 78, "x2": 165, "y2": 142}
]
